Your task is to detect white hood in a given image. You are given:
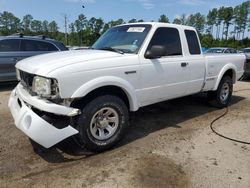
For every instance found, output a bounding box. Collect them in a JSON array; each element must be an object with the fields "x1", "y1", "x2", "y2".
[{"x1": 16, "y1": 49, "x2": 123, "y2": 75}]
